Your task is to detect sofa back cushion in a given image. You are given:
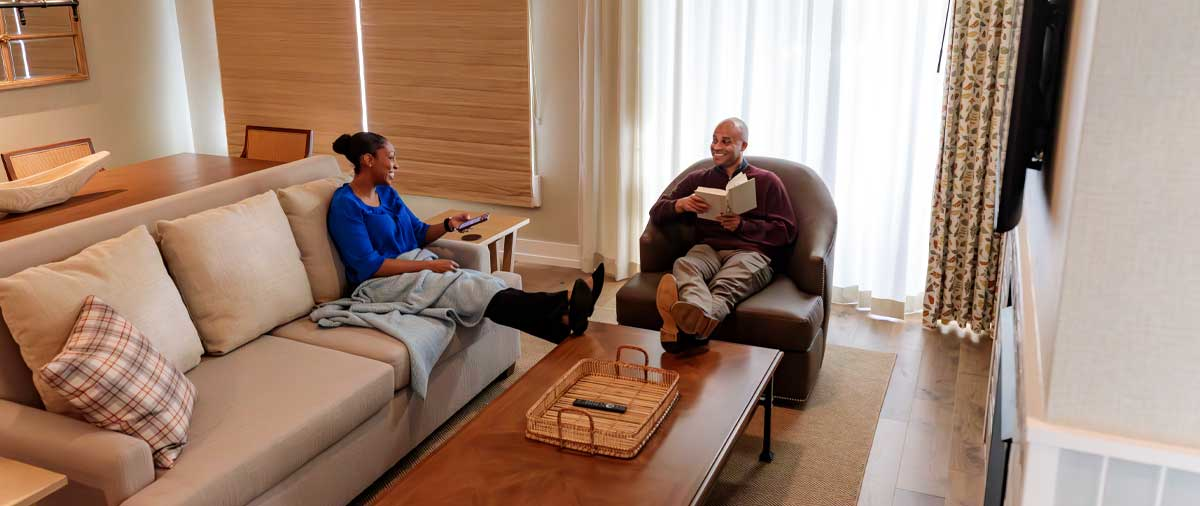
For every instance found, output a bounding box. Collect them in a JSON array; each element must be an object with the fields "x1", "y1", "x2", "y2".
[
  {"x1": 0, "y1": 226, "x2": 205, "y2": 416},
  {"x1": 157, "y1": 191, "x2": 314, "y2": 354},
  {"x1": 276, "y1": 176, "x2": 351, "y2": 303}
]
